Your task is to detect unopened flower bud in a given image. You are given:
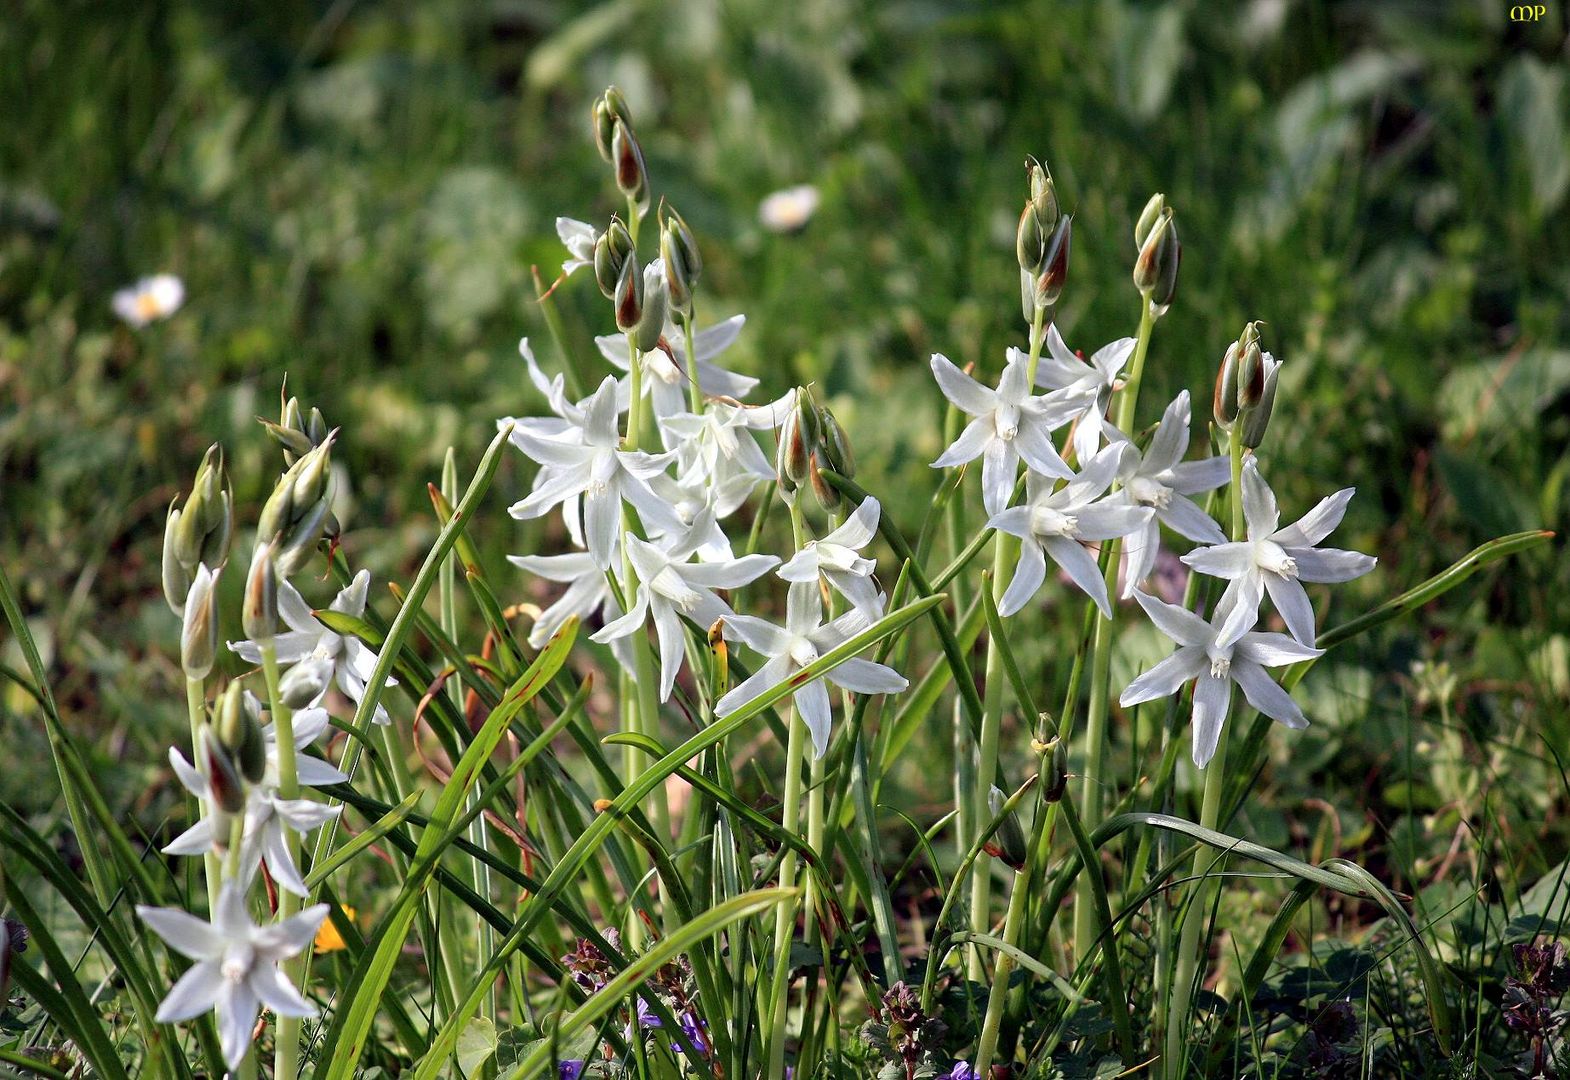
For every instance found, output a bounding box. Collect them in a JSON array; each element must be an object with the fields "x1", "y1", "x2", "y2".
[
  {"x1": 1238, "y1": 342, "x2": 1265, "y2": 410},
  {"x1": 985, "y1": 786, "x2": 1028, "y2": 871},
  {"x1": 1214, "y1": 342, "x2": 1241, "y2": 428},
  {"x1": 1016, "y1": 202, "x2": 1045, "y2": 274},
  {"x1": 661, "y1": 209, "x2": 701, "y2": 319},
  {"x1": 817, "y1": 408, "x2": 855, "y2": 479},
  {"x1": 263, "y1": 417, "x2": 314, "y2": 461},
  {"x1": 593, "y1": 86, "x2": 634, "y2": 162},
  {"x1": 1133, "y1": 207, "x2": 1181, "y2": 316},
  {"x1": 279, "y1": 657, "x2": 331, "y2": 711},
  {"x1": 202, "y1": 725, "x2": 247, "y2": 816},
  {"x1": 633, "y1": 260, "x2": 667, "y2": 352},
  {"x1": 1033, "y1": 214, "x2": 1072, "y2": 309},
  {"x1": 1026, "y1": 156, "x2": 1059, "y2": 233},
  {"x1": 1134, "y1": 193, "x2": 1167, "y2": 249},
  {"x1": 593, "y1": 217, "x2": 634, "y2": 299},
  {"x1": 810, "y1": 455, "x2": 842, "y2": 512},
  {"x1": 611, "y1": 119, "x2": 650, "y2": 214},
  {"x1": 1039, "y1": 734, "x2": 1068, "y2": 804},
  {"x1": 162, "y1": 505, "x2": 192, "y2": 615},
  {"x1": 1239, "y1": 353, "x2": 1281, "y2": 450},
  {"x1": 614, "y1": 254, "x2": 643, "y2": 333},
  {"x1": 242, "y1": 541, "x2": 278, "y2": 642},
  {"x1": 775, "y1": 390, "x2": 818, "y2": 492},
  {"x1": 169, "y1": 445, "x2": 234, "y2": 580},
  {"x1": 214, "y1": 681, "x2": 266, "y2": 785},
  {"x1": 180, "y1": 565, "x2": 220, "y2": 681}
]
